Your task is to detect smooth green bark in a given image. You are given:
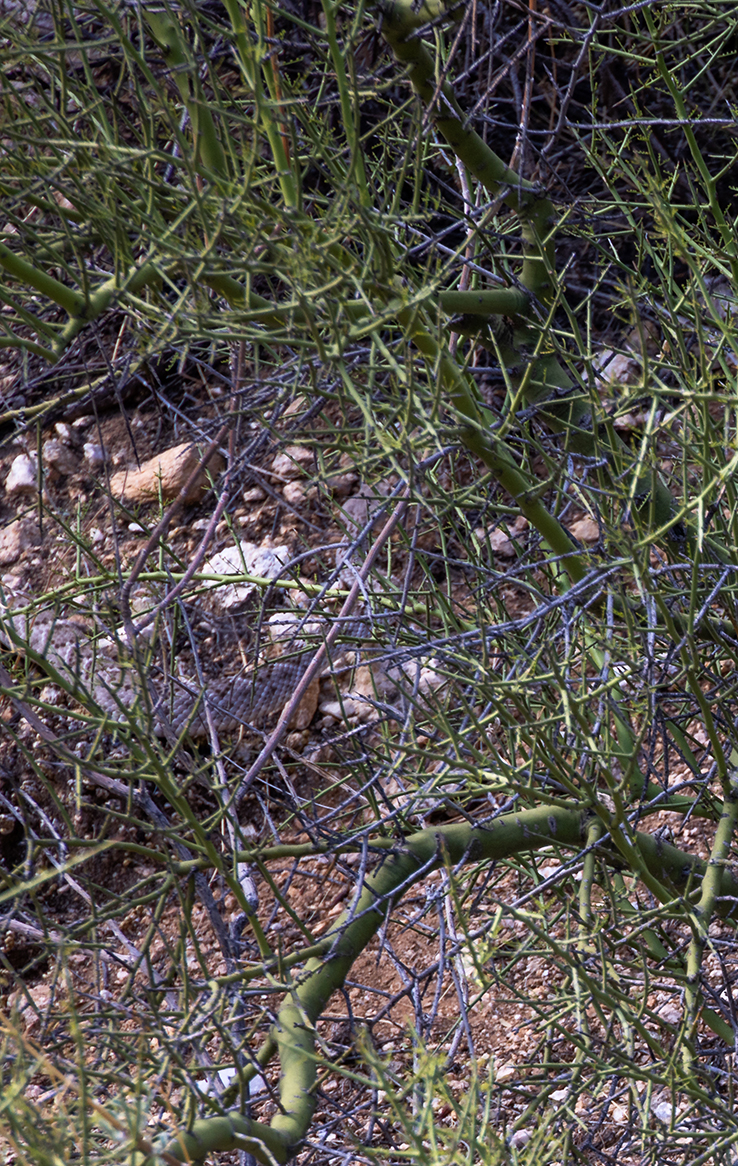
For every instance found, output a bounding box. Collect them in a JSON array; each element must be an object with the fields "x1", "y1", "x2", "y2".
[{"x1": 153, "y1": 806, "x2": 738, "y2": 1163}]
